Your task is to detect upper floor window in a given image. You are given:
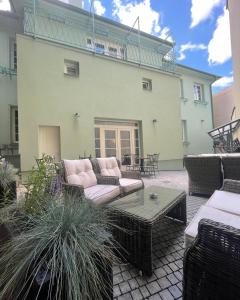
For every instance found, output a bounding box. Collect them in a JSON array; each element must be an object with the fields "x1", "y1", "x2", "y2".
[
  {"x1": 64, "y1": 59, "x2": 79, "y2": 77},
  {"x1": 95, "y1": 42, "x2": 105, "y2": 54},
  {"x1": 193, "y1": 83, "x2": 204, "y2": 101},
  {"x1": 142, "y1": 78, "x2": 152, "y2": 91},
  {"x1": 108, "y1": 46, "x2": 118, "y2": 57},
  {"x1": 10, "y1": 39, "x2": 17, "y2": 70}
]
